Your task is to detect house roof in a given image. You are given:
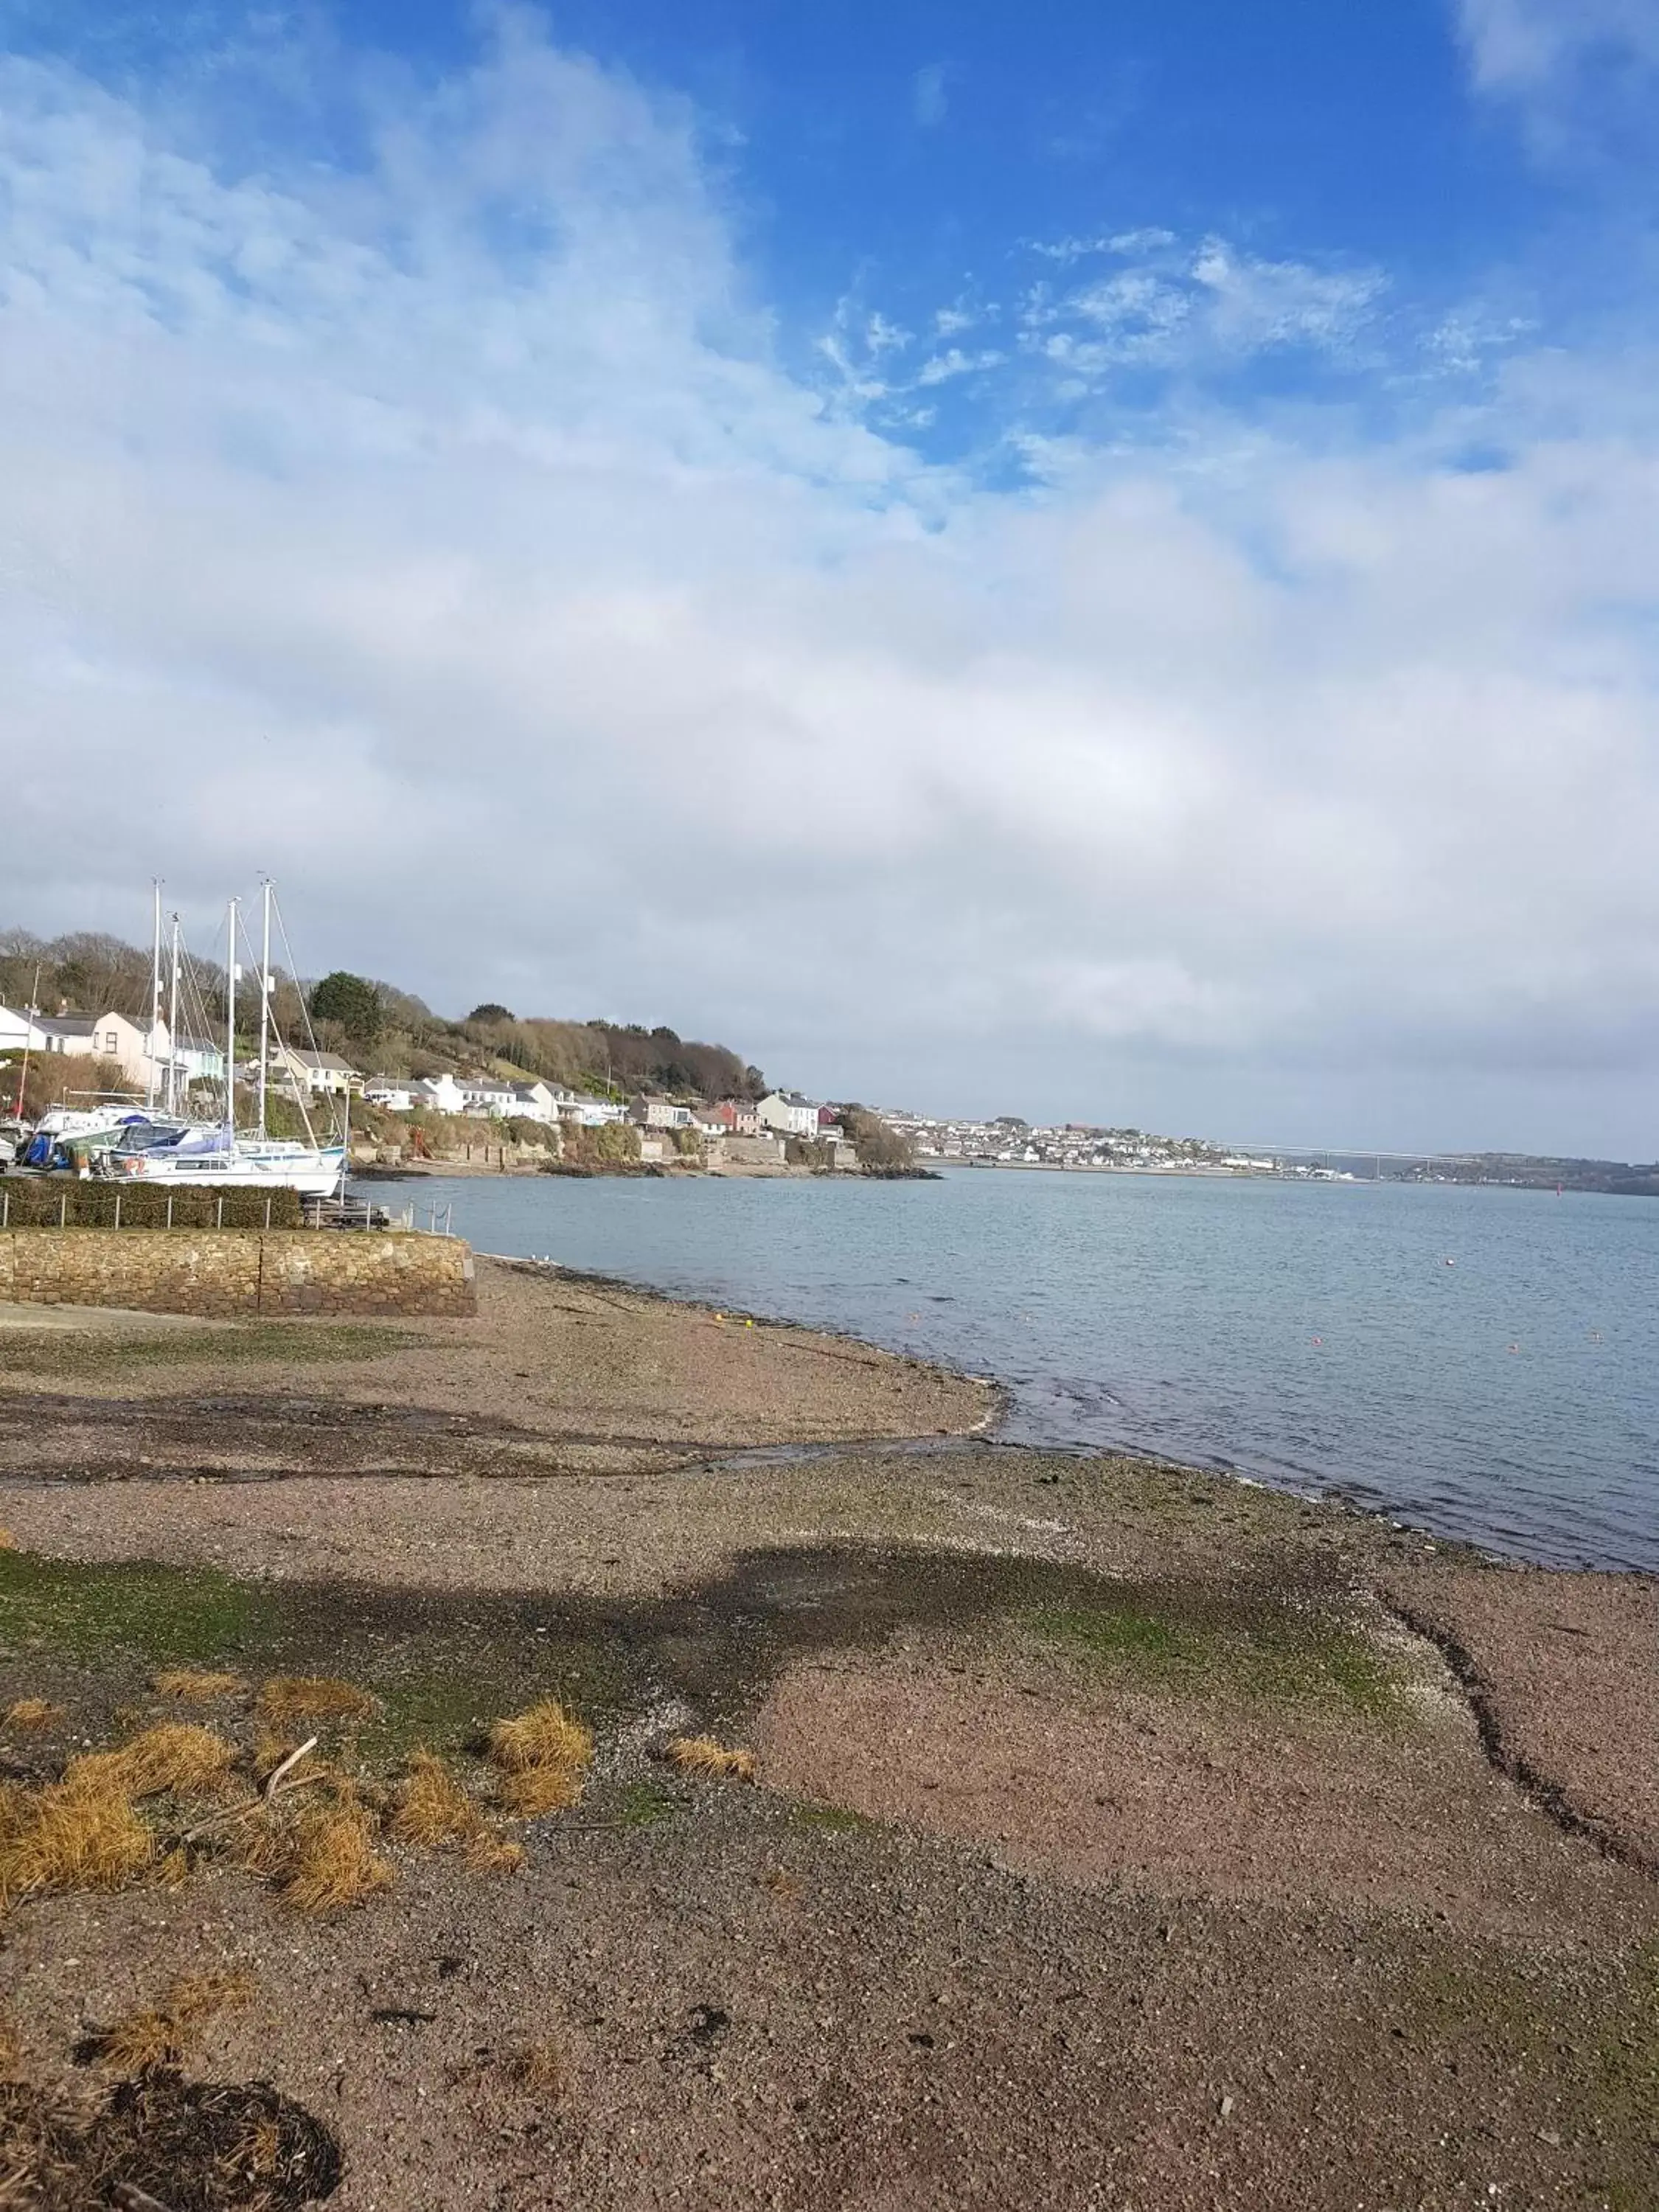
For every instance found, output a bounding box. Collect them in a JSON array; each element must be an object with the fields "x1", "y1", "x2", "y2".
[
  {"x1": 37, "y1": 1015, "x2": 104, "y2": 1038},
  {"x1": 288, "y1": 1049, "x2": 358, "y2": 1071}
]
